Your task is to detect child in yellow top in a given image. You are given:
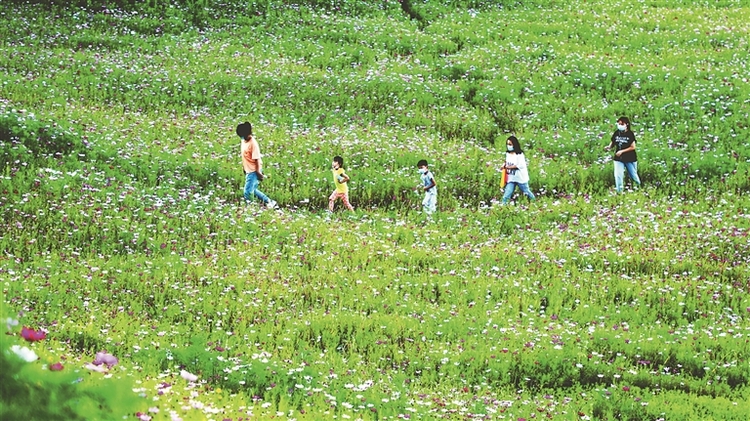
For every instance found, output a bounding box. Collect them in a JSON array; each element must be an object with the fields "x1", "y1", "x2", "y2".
[{"x1": 329, "y1": 156, "x2": 354, "y2": 212}]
